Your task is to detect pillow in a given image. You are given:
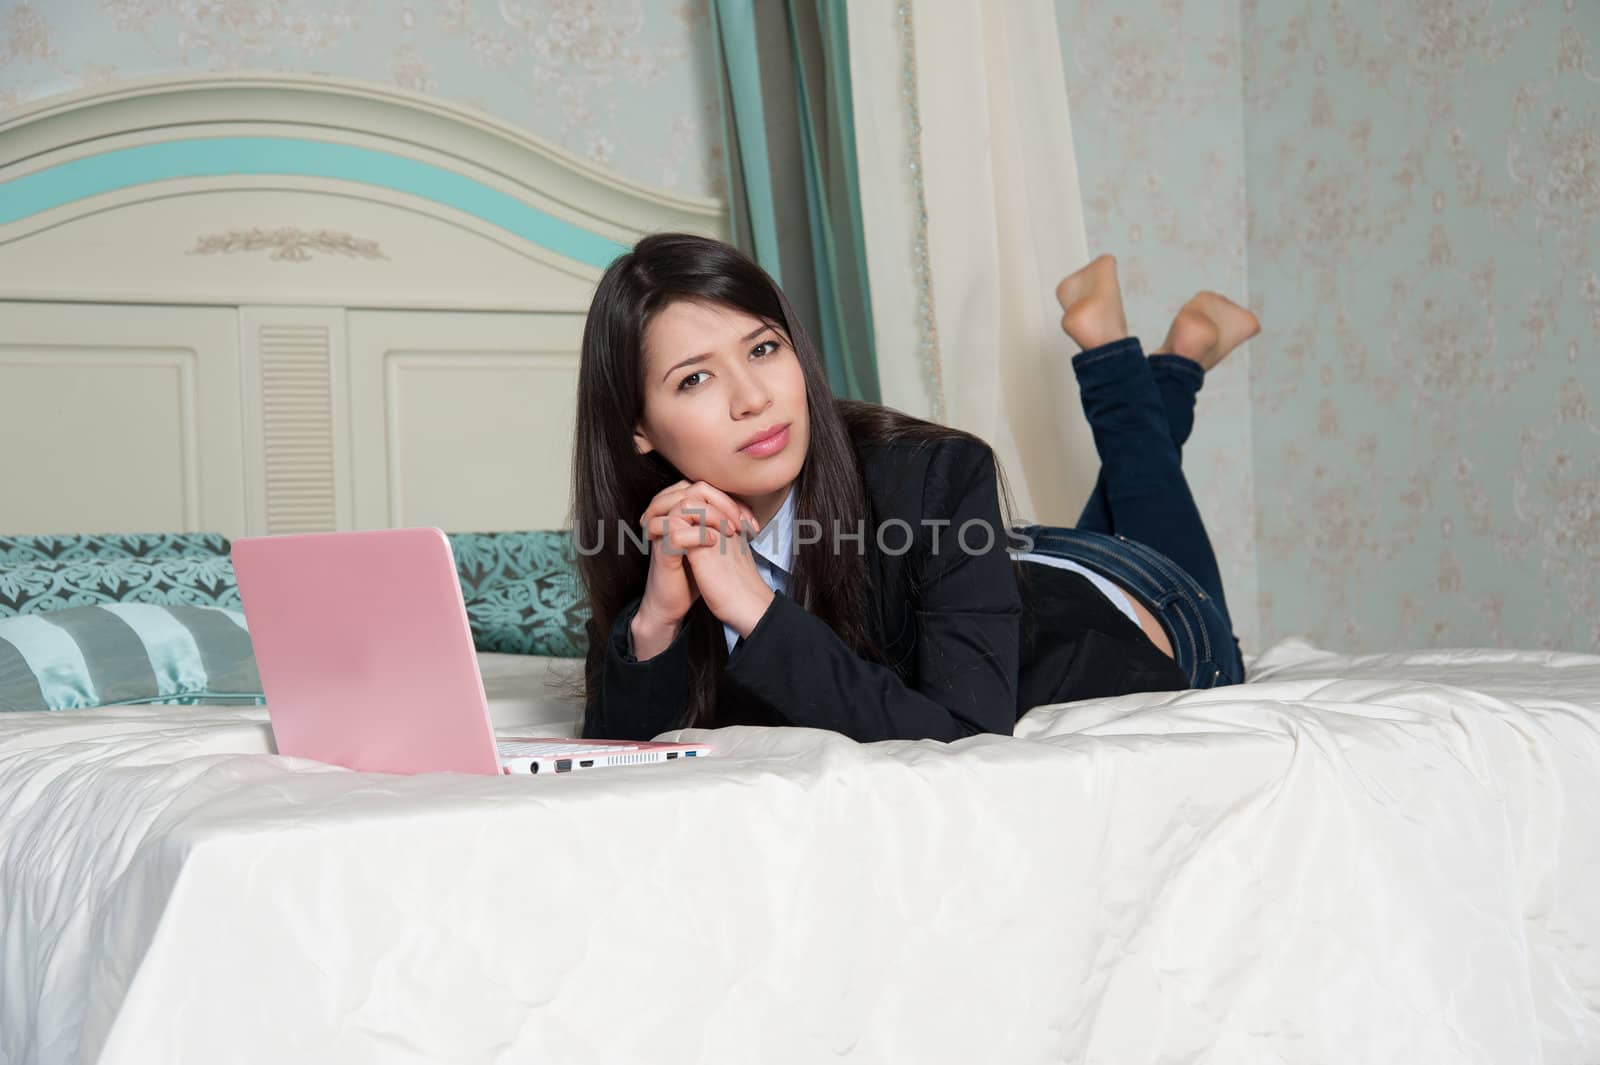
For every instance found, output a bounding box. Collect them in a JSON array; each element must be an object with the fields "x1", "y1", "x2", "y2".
[
  {"x1": 0, "y1": 530, "x2": 591, "y2": 658},
  {"x1": 0, "y1": 532, "x2": 231, "y2": 565},
  {"x1": 0, "y1": 556, "x2": 242, "y2": 618},
  {"x1": 448, "y1": 531, "x2": 576, "y2": 596},
  {"x1": 0, "y1": 604, "x2": 264, "y2": 712},
  {"x1": 462, "y1": 577, "x2": 588, "y2": 657},
  {"x1": 448, "y1": 532, "x2": 590, "y2": 656}
]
